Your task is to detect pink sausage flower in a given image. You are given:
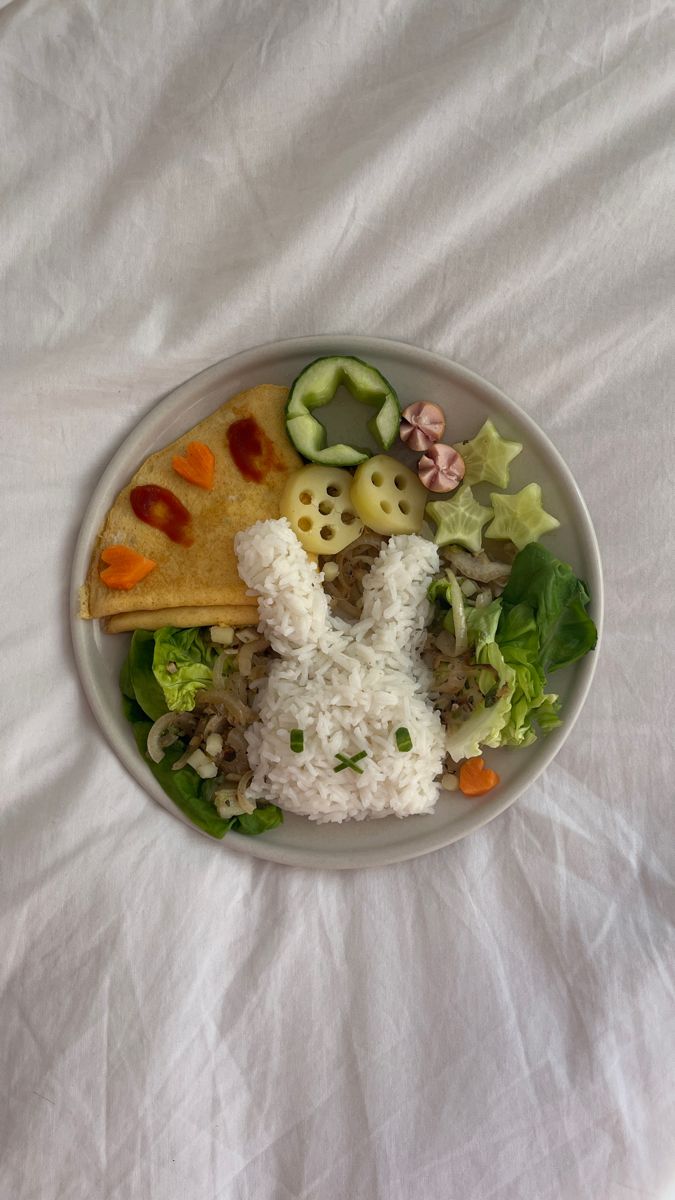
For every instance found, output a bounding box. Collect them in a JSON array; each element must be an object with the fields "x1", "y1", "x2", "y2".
[
  {"x1": 399, "y1": 402, "x2": 446, "y2": 452},
  {"x1": 418, "y1": 444, "x2": 465, "y2": 493}
]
